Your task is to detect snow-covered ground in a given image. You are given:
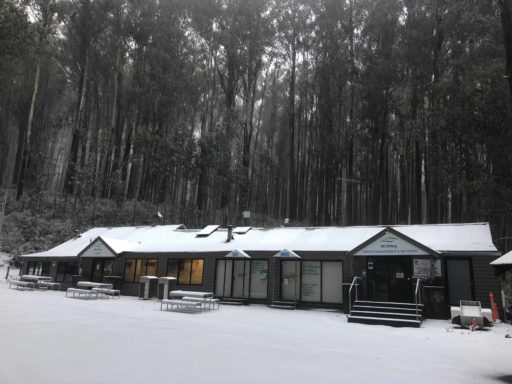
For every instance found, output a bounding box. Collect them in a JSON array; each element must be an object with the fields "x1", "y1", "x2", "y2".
[{"x1": 1, "y1": 263, "x2": 511, "y2": 384}]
